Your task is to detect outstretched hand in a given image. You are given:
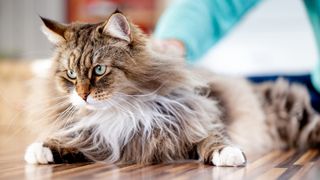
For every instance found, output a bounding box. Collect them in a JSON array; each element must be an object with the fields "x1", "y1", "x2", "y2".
[{"x1": 150, "y1": 39, "x2": 186, "y2": 59}]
